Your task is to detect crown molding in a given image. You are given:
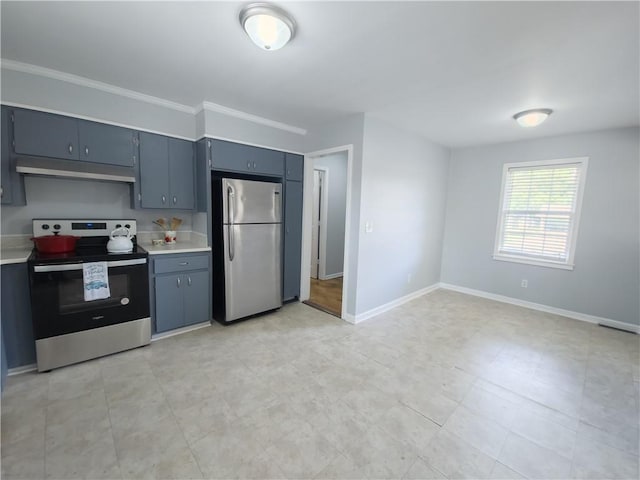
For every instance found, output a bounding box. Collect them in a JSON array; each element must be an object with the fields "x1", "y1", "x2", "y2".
[
  {"x1": 1, "y1": 59, "x2": 196, "y2": 114},
  {"x1": 197, "y1": 101, "x2": 307, "y2": 136},
  {"x1": 1, "y1": 58, "x2": 308, "y2": 136}
]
